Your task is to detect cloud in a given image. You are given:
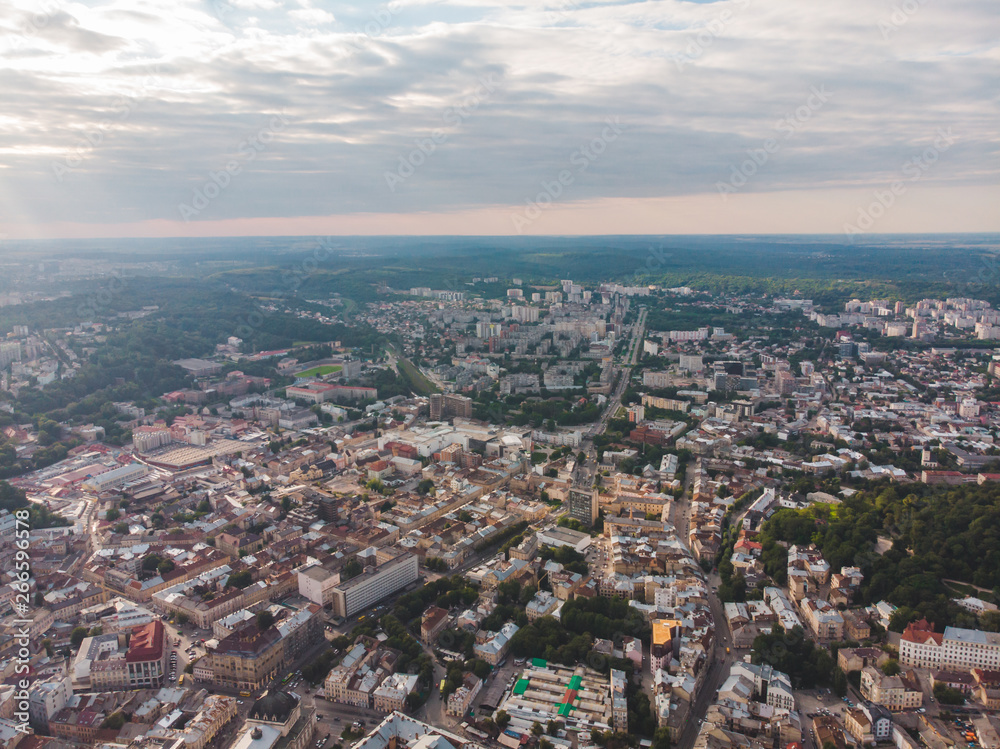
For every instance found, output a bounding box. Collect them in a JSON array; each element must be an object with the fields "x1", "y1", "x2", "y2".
[
  {"x1": 9, "y1": 7, "x2": 126, "y2": 54},
  {"x1": 0, "y1": 0, "x2": 996, "y2": 234},
  {"x1": 288, "y1": 7, "x2": 335, "y2": 25}
]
